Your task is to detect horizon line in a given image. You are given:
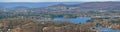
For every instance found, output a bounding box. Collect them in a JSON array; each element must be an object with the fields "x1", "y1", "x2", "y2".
[{"x1": 0, "y1": 1, "x2": 119, "y2": 3}]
